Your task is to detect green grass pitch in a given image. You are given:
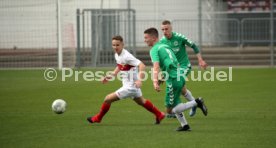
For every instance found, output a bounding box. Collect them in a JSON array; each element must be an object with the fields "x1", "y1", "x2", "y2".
[{"x1": 0, "y1": 68, "x2": 275, "y2": 148}]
